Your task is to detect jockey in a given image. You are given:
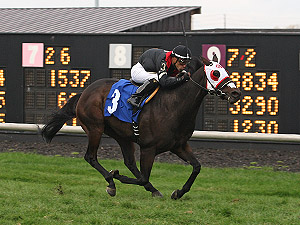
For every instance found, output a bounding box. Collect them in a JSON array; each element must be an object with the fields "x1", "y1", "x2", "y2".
[{"x1": 127, "y1": 45, "x2": 192, "y2": 109}]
